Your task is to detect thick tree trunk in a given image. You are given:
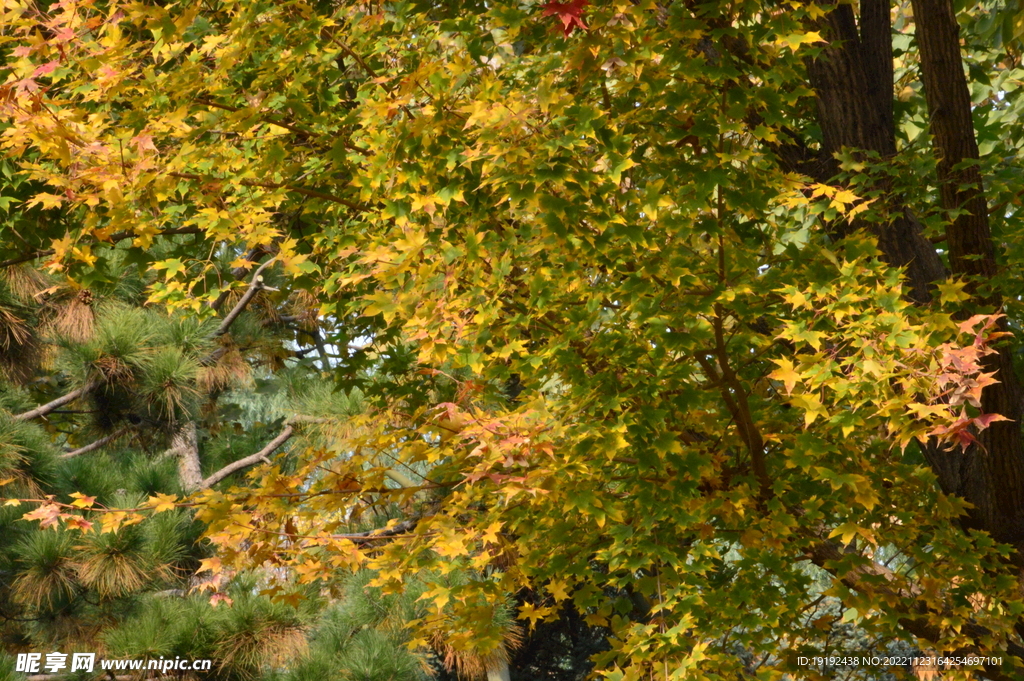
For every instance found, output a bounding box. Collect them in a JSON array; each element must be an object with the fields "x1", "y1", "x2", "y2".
[
  {"x1": 799, "y1": 0, "x2": 1024, "y2": 545},
  {"x1": 911, "y1": 0, "x2": 999, "y2": 288},
  {"x1": 801, "y1": 3, "x2": 946, "y2": 303},
  {"x1": 910, "y1": 0, "x2": 1024, "y2": 545},
  {"x1": 859, "y1": 0, "x2": 894, "y2": 143},
  {"x1": 807, "y1": 6, "x2": 894, "y2": 157}
]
